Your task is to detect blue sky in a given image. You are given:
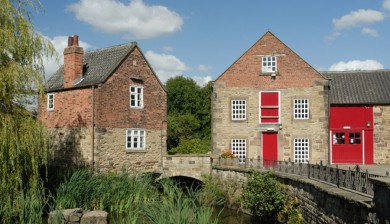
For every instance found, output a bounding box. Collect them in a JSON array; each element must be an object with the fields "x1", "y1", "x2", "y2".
[{"x1": 32, "y1": 0, "x2": 390, "y2": 86}]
